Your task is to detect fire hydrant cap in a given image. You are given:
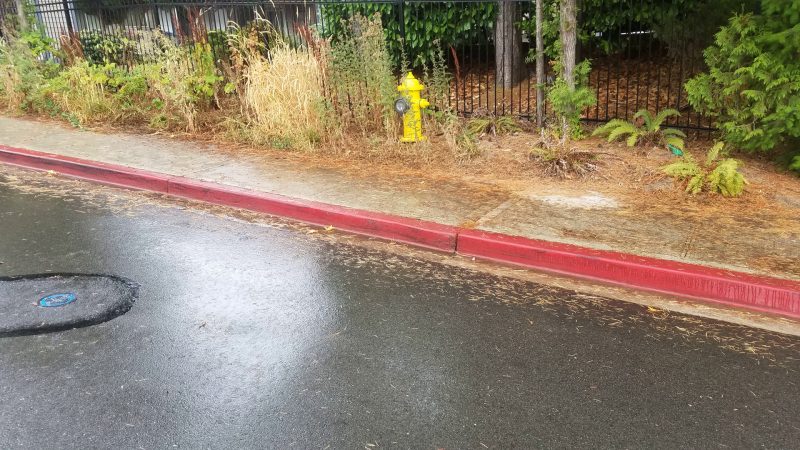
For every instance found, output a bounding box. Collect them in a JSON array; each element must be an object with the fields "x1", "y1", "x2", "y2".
[{"x1": 398, "y1": 72, "x2": 425, "y2": 92}]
